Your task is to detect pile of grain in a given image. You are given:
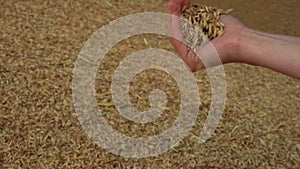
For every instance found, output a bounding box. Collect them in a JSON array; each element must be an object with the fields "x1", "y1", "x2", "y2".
[
  {"x1": 181, "y1": 4, "x2": 232, "y2": 51},
  {"x1": 1, "y1": 0, "x2": 299, "y2": 168}
]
